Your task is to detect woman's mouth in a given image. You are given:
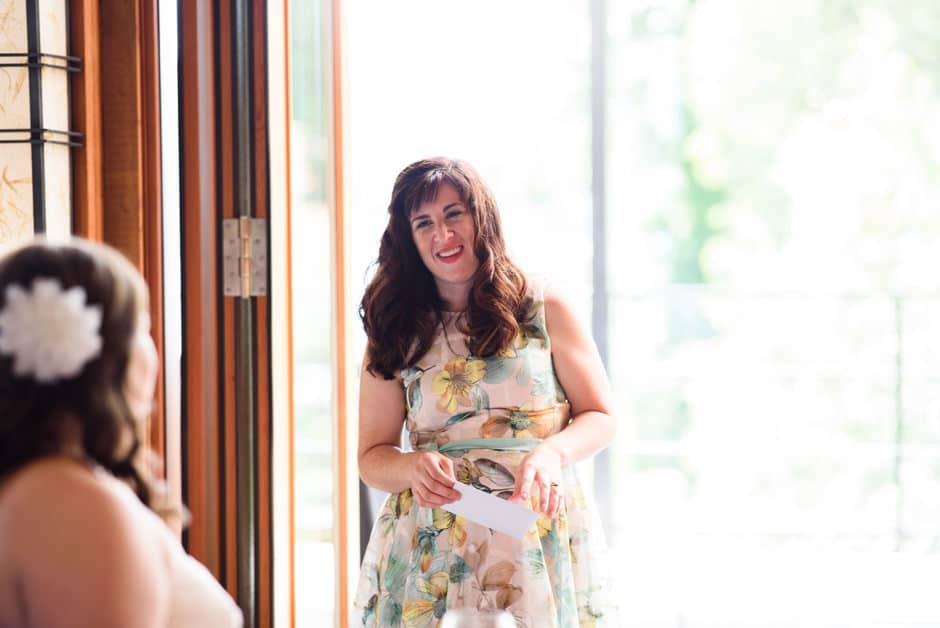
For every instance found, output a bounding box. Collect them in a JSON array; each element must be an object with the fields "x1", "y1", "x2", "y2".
[{"x1": 435, "y1": 245, "x2": 464, "y2": 263}]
